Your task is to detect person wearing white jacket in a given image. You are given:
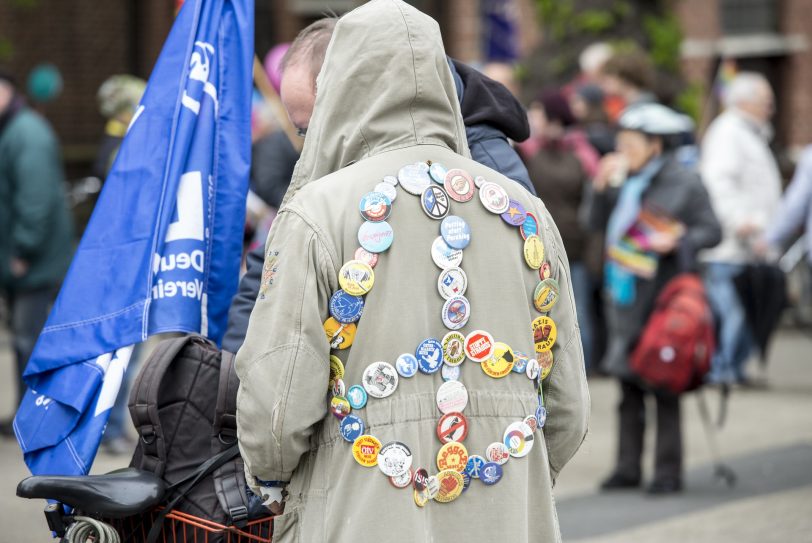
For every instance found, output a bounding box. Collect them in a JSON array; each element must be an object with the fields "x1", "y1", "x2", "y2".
[{"x1": 700, "y1": 72, "x2": 782, "y2": 384}]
